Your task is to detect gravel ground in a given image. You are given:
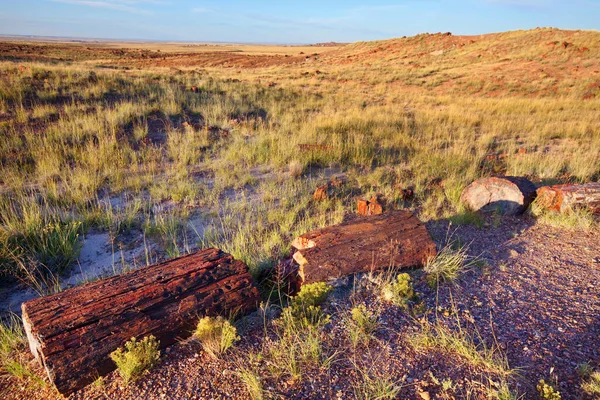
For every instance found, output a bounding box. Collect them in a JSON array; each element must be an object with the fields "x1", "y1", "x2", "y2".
[{"x1": 1, "y1": 215, "x2": 599, "y2": 399}]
